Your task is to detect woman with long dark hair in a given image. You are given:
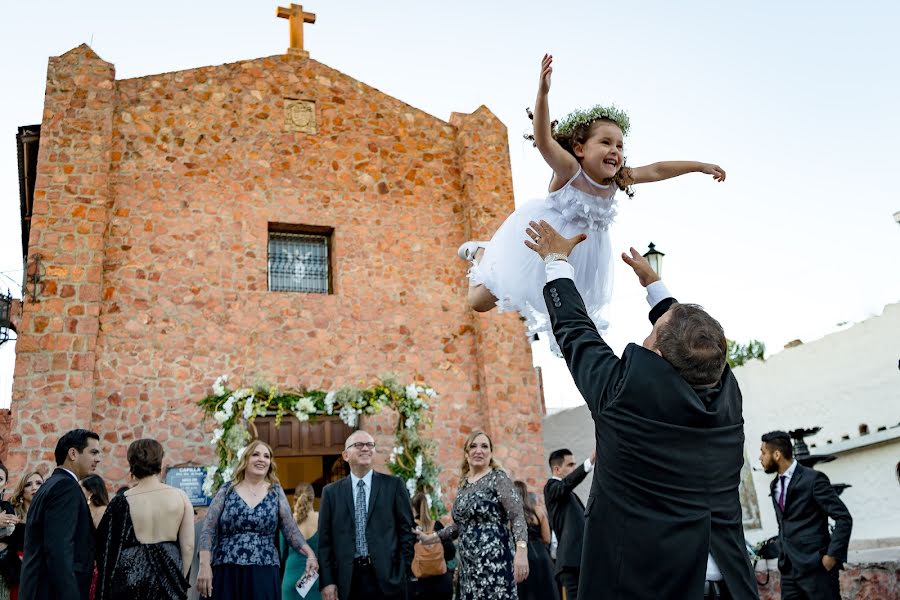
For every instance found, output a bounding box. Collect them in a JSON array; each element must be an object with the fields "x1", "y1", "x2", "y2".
[
  {"x1": 81, "y1": 475, "x2": 110, "y2": 529},
  {"x1": 513, "y1": 480, "x2": 559, "y2": 600}
]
